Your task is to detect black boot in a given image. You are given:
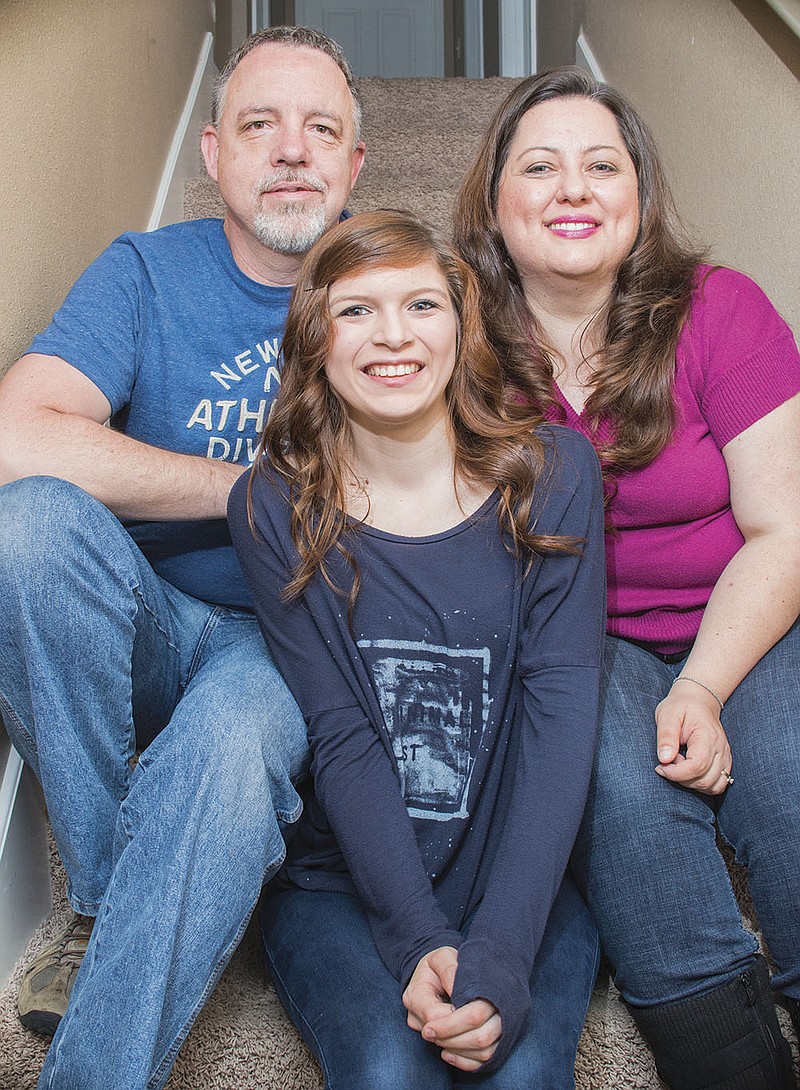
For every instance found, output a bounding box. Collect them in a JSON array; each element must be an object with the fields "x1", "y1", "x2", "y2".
[
  {"x1": 785, "y1": 995, "x2": 800, "y2": 1041},
  {"x1": 631, "y1": 956, "x2": 798, "y2": 1089}
]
